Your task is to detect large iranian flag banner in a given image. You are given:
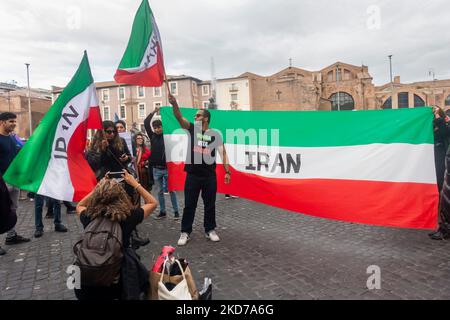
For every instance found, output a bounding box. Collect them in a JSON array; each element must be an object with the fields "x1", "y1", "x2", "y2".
[
  {"x1": 4, "y1": 52, "x2": 102, "y2": 202},
  {"x1": 161, "y1": 107, "x2": 438, "y2": 230}
]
